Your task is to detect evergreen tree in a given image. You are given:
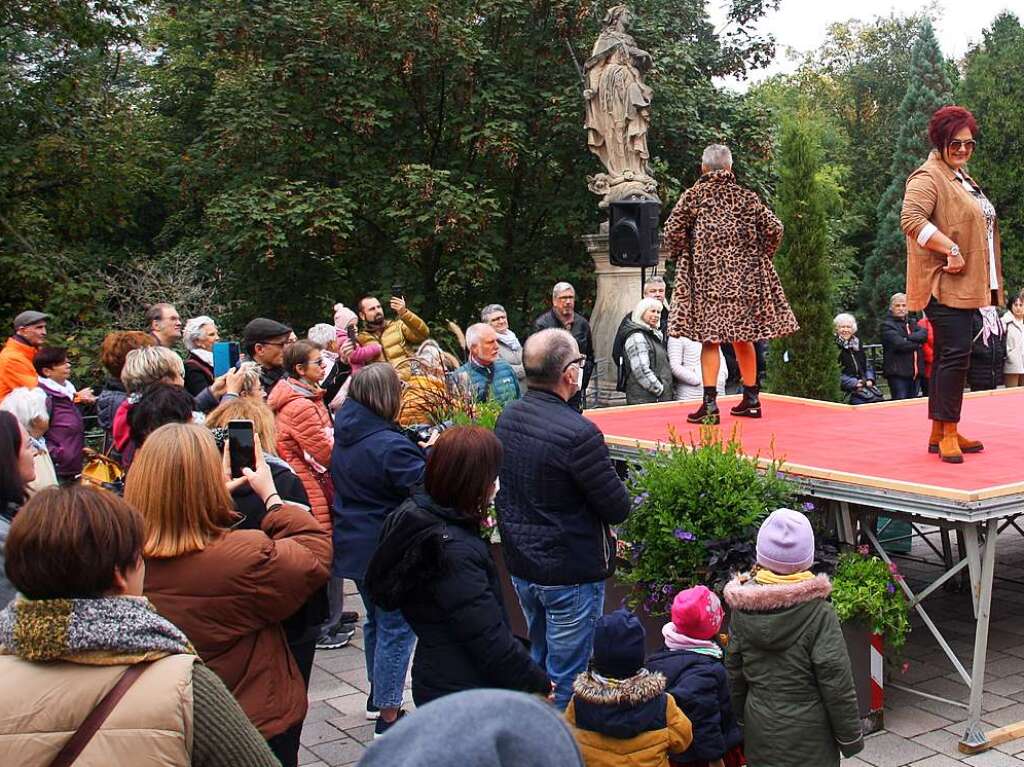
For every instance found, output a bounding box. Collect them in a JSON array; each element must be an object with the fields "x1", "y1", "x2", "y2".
[
  {"x1": 859, "y1": 19, "x2": 952, "y2": 336},
  {"x1": 767, "y1": 118, "x2": 841, "y2": 401},
  {"x1": 959, "y1": 12, "x2": 1024, "y2": 292}
]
